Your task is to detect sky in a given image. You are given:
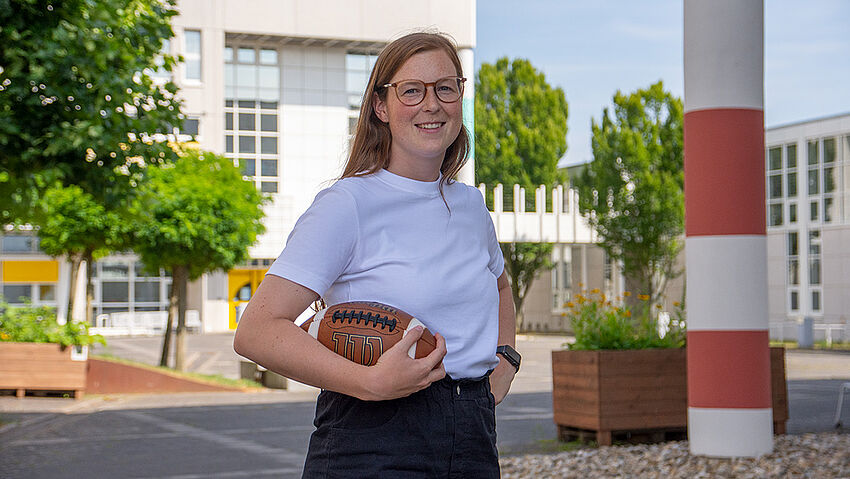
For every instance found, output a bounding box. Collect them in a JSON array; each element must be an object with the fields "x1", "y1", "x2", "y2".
[{"x1": 475, "y1": 0, "x2": 850, "y2": 167}]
